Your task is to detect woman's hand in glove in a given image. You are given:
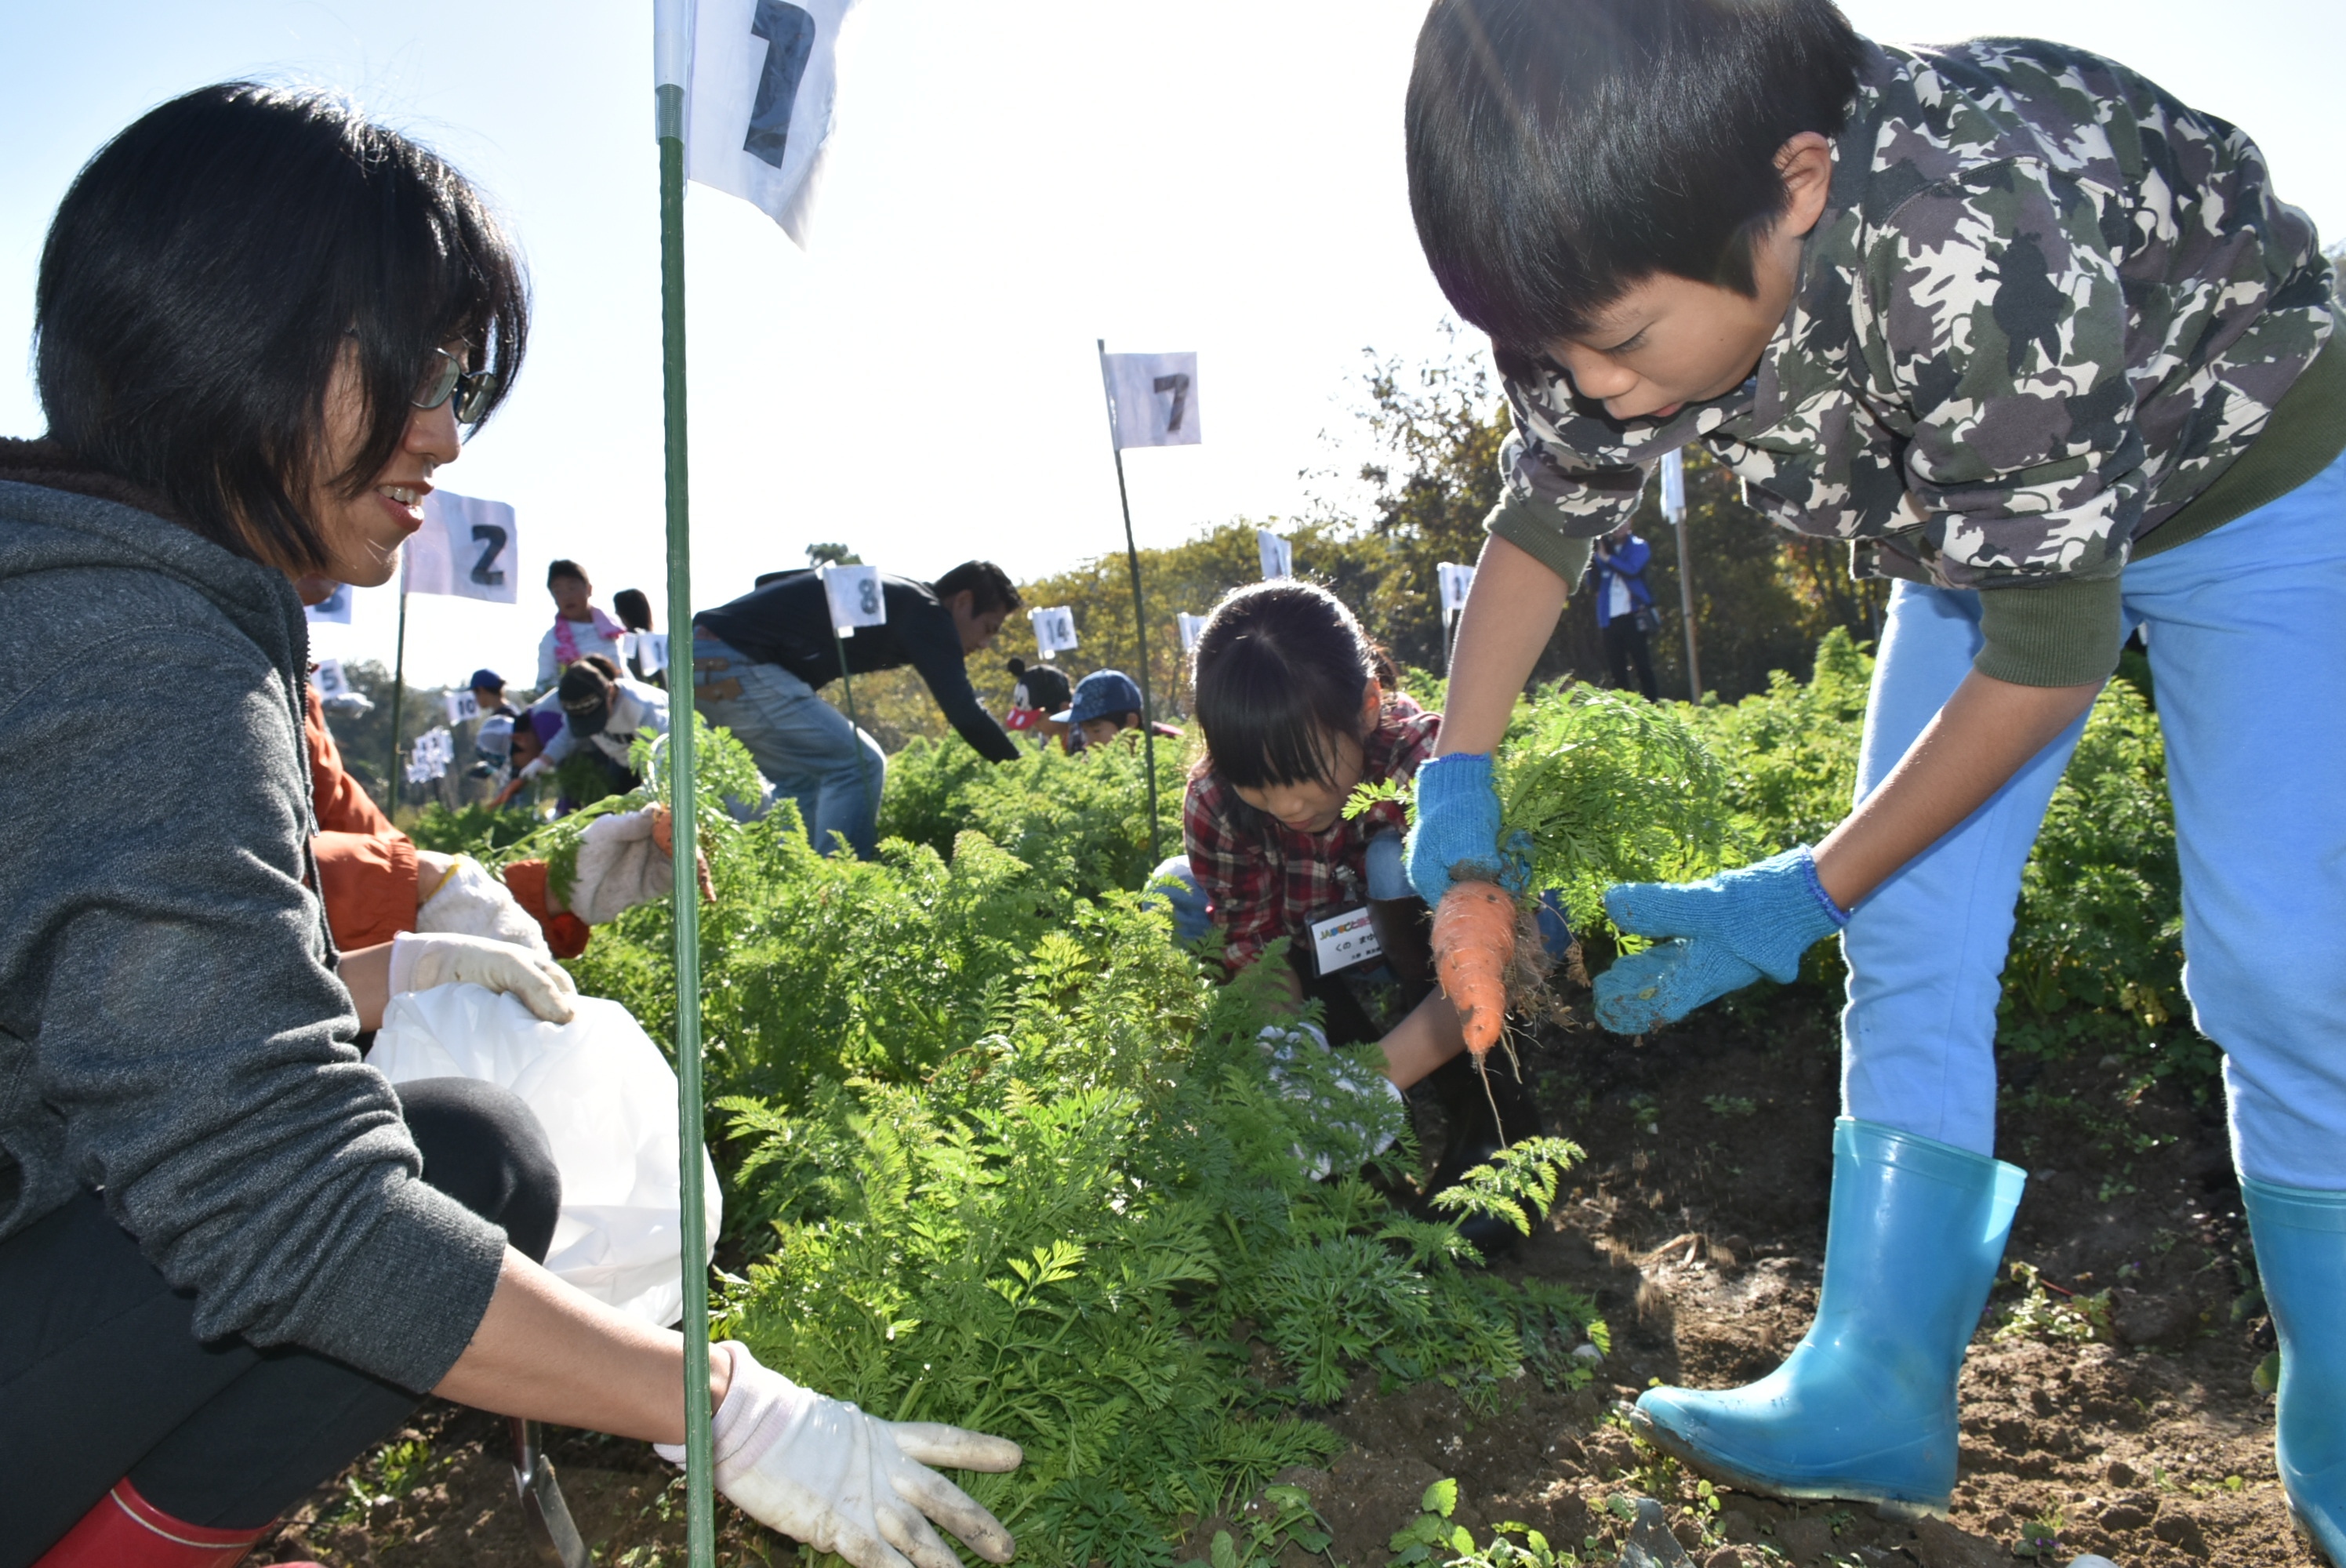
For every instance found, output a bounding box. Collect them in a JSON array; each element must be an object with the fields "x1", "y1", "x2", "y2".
[
  {"x1": 1592, "y1": 846, "x2": 1845, "y2": 1034},
  {"x1": 1404, "y1": 753, "x2": 1528, "y2": 906},
  {"x1": 415, "y1": 855, "x2": 550, "y2": 953},
  {"x1": 387, "y1": 931, "x2": 578, "y2": 1024},
  {"x1": 657, "y1": 1342, "x2": 1022, "y2": 1568}
]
